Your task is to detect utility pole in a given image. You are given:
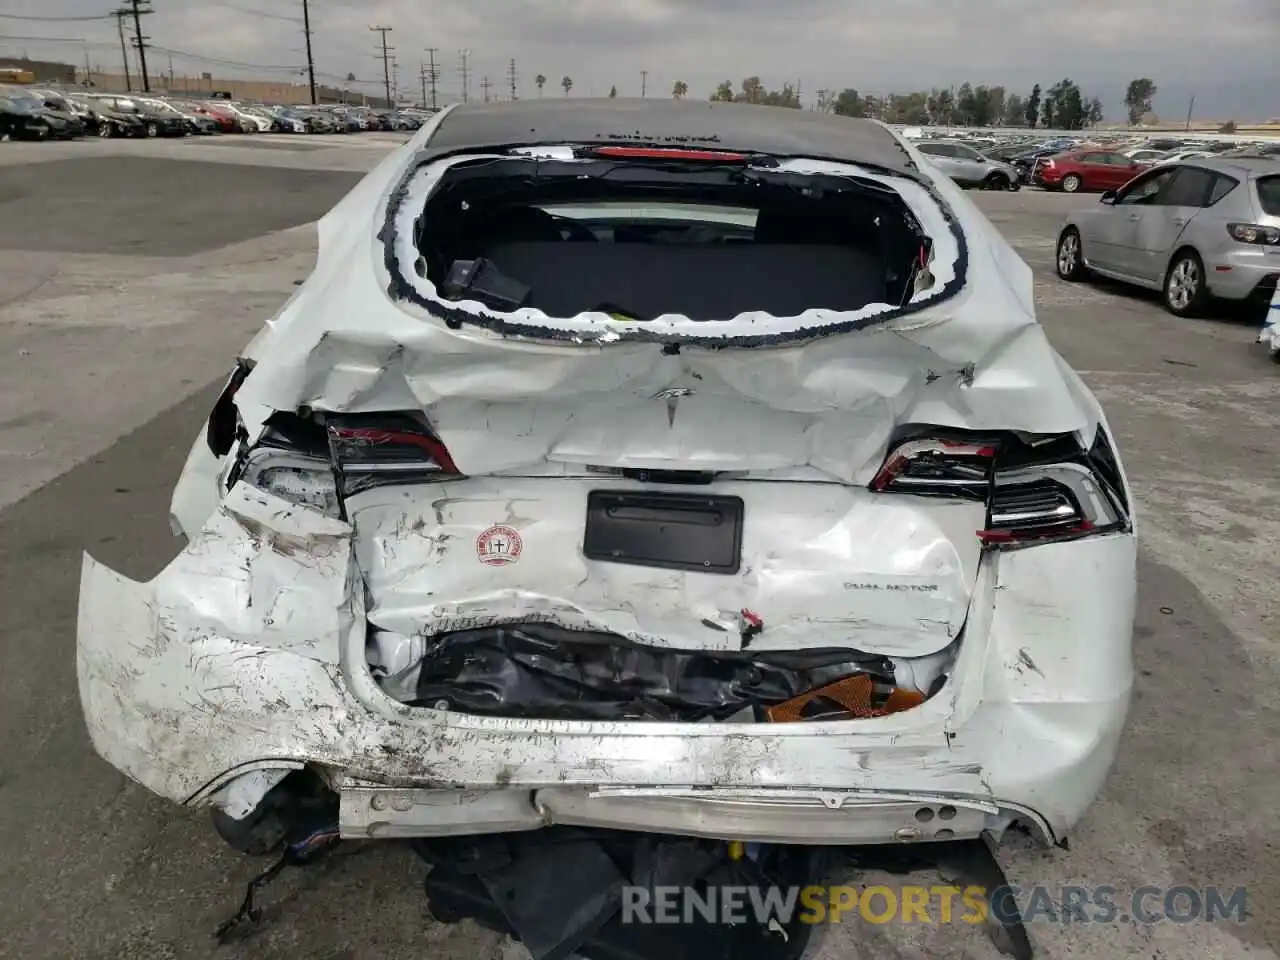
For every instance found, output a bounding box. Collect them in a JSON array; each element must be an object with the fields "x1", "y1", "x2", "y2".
[
  {"x1": 370, "y1": 26, "x2": 393, "y2": 107},
  {"x1": 481, "y1": 76, "x2": 492, "y2": 103},
  {"x1": 126, "y1": 0, "x2": 152, "y2": 93},
  {"x1": 1184, "y1": 94, "x2": 1195, "y2": 132},
  {"x1": 113, "y1": 10, "x2": 132, "y2": 91},
  {"x1": 507, "y1": 58, "x2": 517, "y2": 100},
  {"x1": 424, "y1": 47, "x2": 439, "y2": 110},
  {"x1": 458, "y1": 49, "x2": 471, "y2": 102},
  {"x1": 301, "y1": 0, "x2": 317, "y2": 104},
  {"x1": 640, "y1": 70, "x2": 647, "y2": 97}
]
